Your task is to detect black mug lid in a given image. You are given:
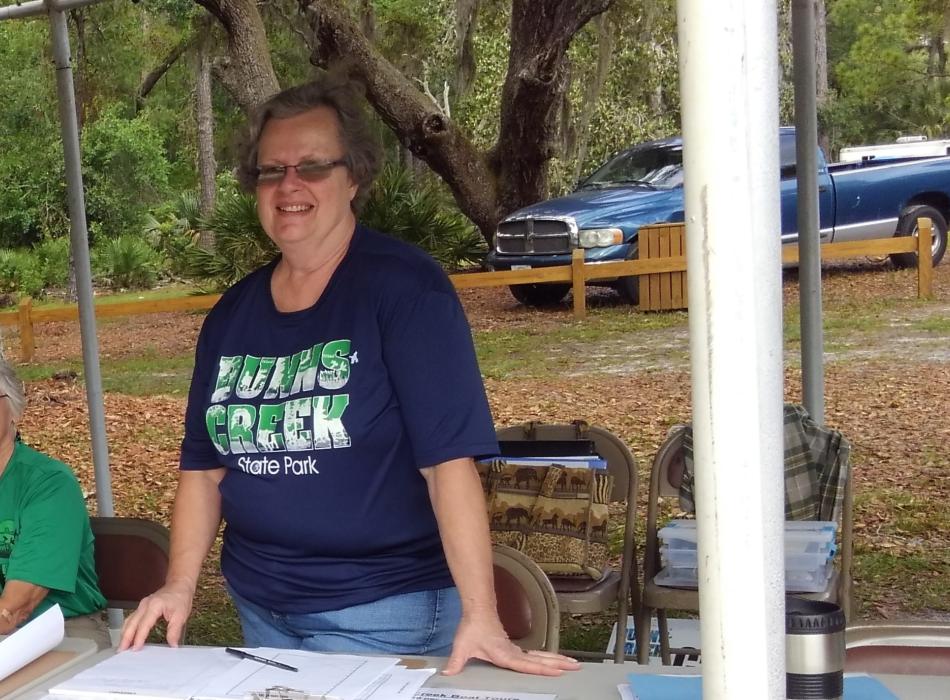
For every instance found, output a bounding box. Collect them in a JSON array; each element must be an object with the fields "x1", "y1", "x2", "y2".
[{"x1": 786, "y1": 596, "x2": 846, "y2": 634}]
